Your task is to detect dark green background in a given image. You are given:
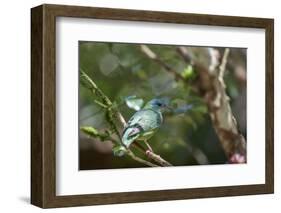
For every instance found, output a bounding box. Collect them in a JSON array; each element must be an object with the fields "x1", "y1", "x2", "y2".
[{"x1": 79, "y1": 42, "x2": 246, "y2": 170}]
